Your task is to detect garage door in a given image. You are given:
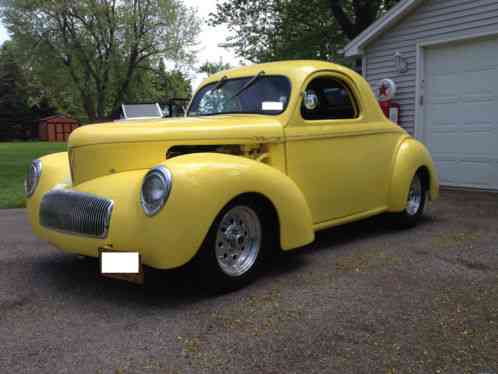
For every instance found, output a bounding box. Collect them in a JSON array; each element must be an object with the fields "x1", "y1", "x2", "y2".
[{"x1": 424, "y1": 36, "x2": 498, "y2": 190}]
